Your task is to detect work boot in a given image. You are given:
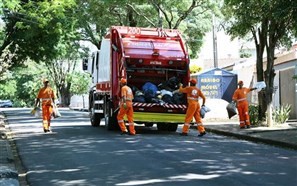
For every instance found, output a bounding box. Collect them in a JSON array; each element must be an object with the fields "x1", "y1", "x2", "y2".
[
  {"x1": 179, "y1": 132, "x2": 188, "y2": 136},
  {"x1": 240, "y1": 126, "x2": 245, "y2": 129},
  {"x1": 121, "y1": 131, "x2": 129, "y2": 135},
  {"x1": 246, "y1": 125, "x2": 250, "y2": 129},
  {"x1": 198, "y1": 131, "x2": 206, "y2": 137}
]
